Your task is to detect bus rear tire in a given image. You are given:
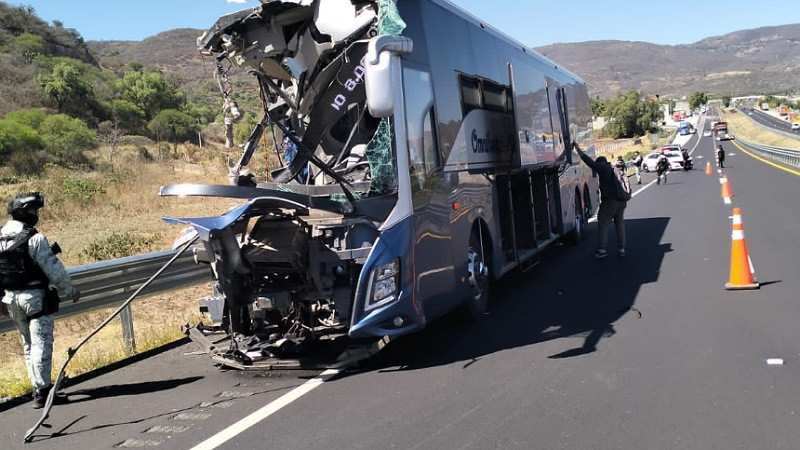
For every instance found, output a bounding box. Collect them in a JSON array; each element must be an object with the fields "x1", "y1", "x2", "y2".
[
  {"x1": 564, "y1": 191, "x2": 585, "y2": 246},
  {"x1": 460, "y1": 229, "x2": 490, "y2": 321}
]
